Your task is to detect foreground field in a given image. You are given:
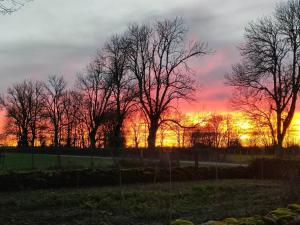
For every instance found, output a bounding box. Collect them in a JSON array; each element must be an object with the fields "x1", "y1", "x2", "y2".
[{"x1": 0, "y1": 179, "x2": 299, "y2": 225}]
